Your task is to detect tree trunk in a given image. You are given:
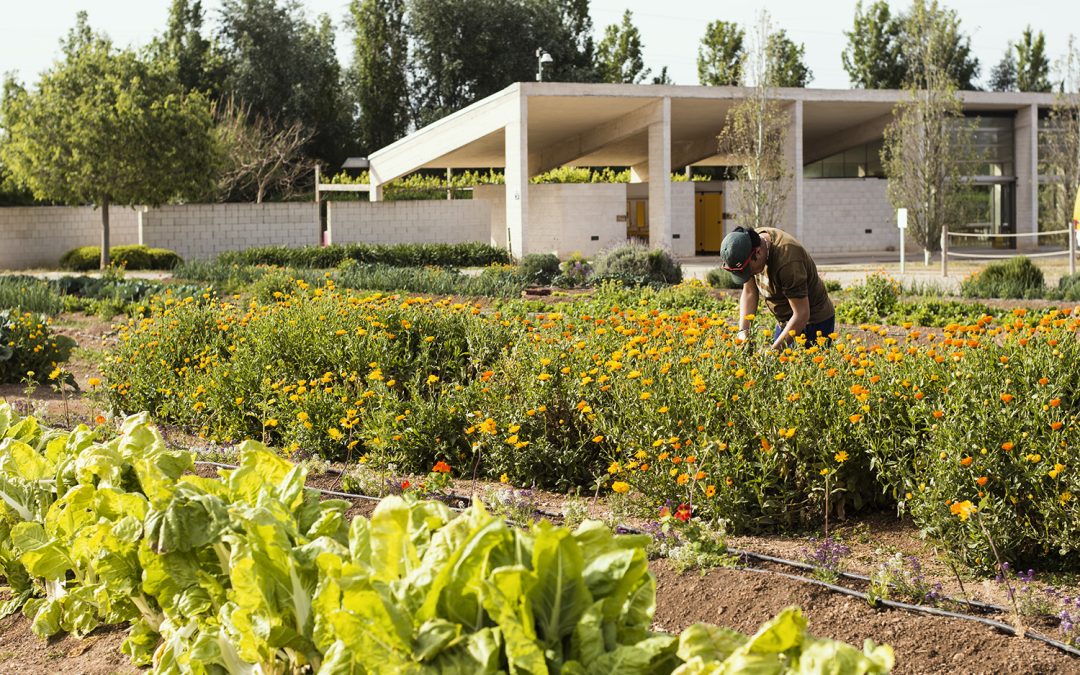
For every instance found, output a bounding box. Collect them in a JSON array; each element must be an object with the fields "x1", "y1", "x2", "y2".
[
  {"x1": 100, "y1": 195, "x2": 111, "y2": 270},
  {"x1": 924, "y1": 248, "x2": 931, "y2": 266}
]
